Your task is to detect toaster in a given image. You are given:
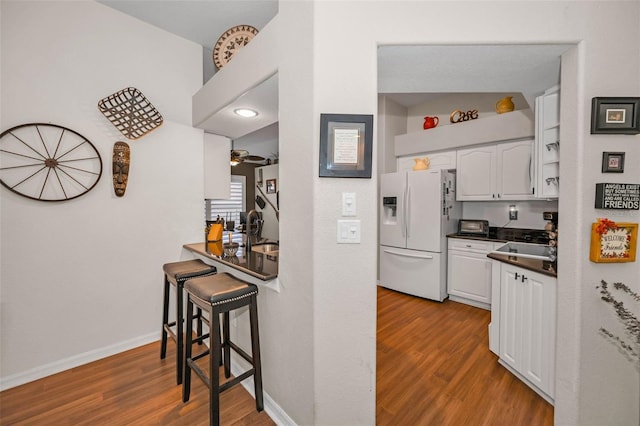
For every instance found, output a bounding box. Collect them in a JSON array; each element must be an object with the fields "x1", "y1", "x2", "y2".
[{"x1": 458, "y1": 219, "x2": 490, "y2": 237}]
